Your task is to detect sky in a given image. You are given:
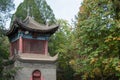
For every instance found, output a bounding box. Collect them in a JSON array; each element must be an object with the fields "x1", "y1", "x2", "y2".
[
  {"x1": 46, "y1": 0, "x2": 83, "y2": 23},
  {"x1": 6, "y1": 0, "x2": 83, "y2": 28}
]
